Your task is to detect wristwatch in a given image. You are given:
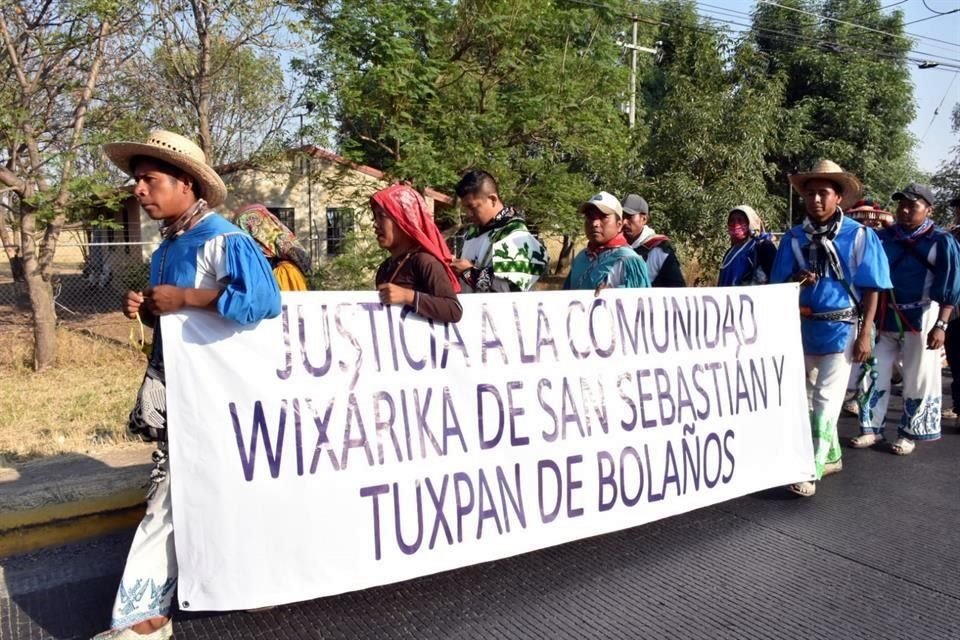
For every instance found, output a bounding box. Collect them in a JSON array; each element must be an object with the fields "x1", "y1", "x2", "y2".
[{"x1": 934, "y1": 319, "x2": 949, "y2": 331}]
